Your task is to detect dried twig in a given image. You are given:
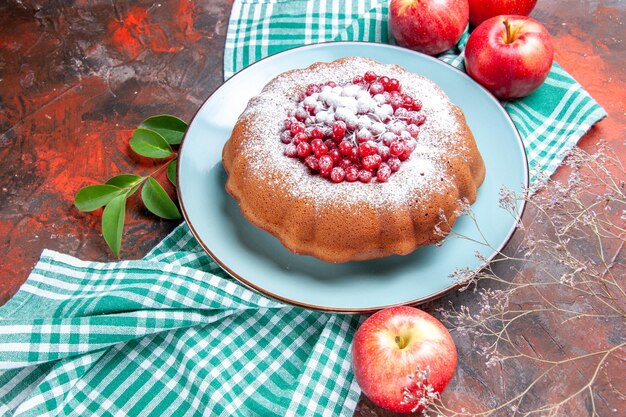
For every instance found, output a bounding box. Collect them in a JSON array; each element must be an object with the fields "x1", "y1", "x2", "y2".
[{"x1": 423, "y1": 144, "x2": 625, "y2": 416}]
